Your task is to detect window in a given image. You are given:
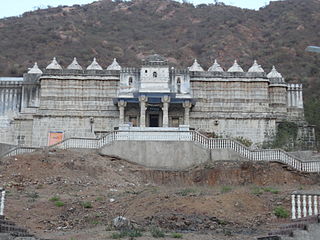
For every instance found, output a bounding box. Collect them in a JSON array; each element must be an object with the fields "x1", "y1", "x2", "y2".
[
  {"x1": 177, "y1": 77, "x2": 181, "y2": 93},
  {"x1": 145, "y1": 70, "x2": 148, "y2": 73},
  {"x1": 128, "y1": 77, "x2": 133, "y2": 86},
  {"x1": 172, "y1": 117, "x2": 180, "y2": 127},
  {"x1": 129, "y1": 116, "x2": 137, "y2": 127},
  {"x1": 153, "y1": 72, "x2": 157, "y2": 78}
]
